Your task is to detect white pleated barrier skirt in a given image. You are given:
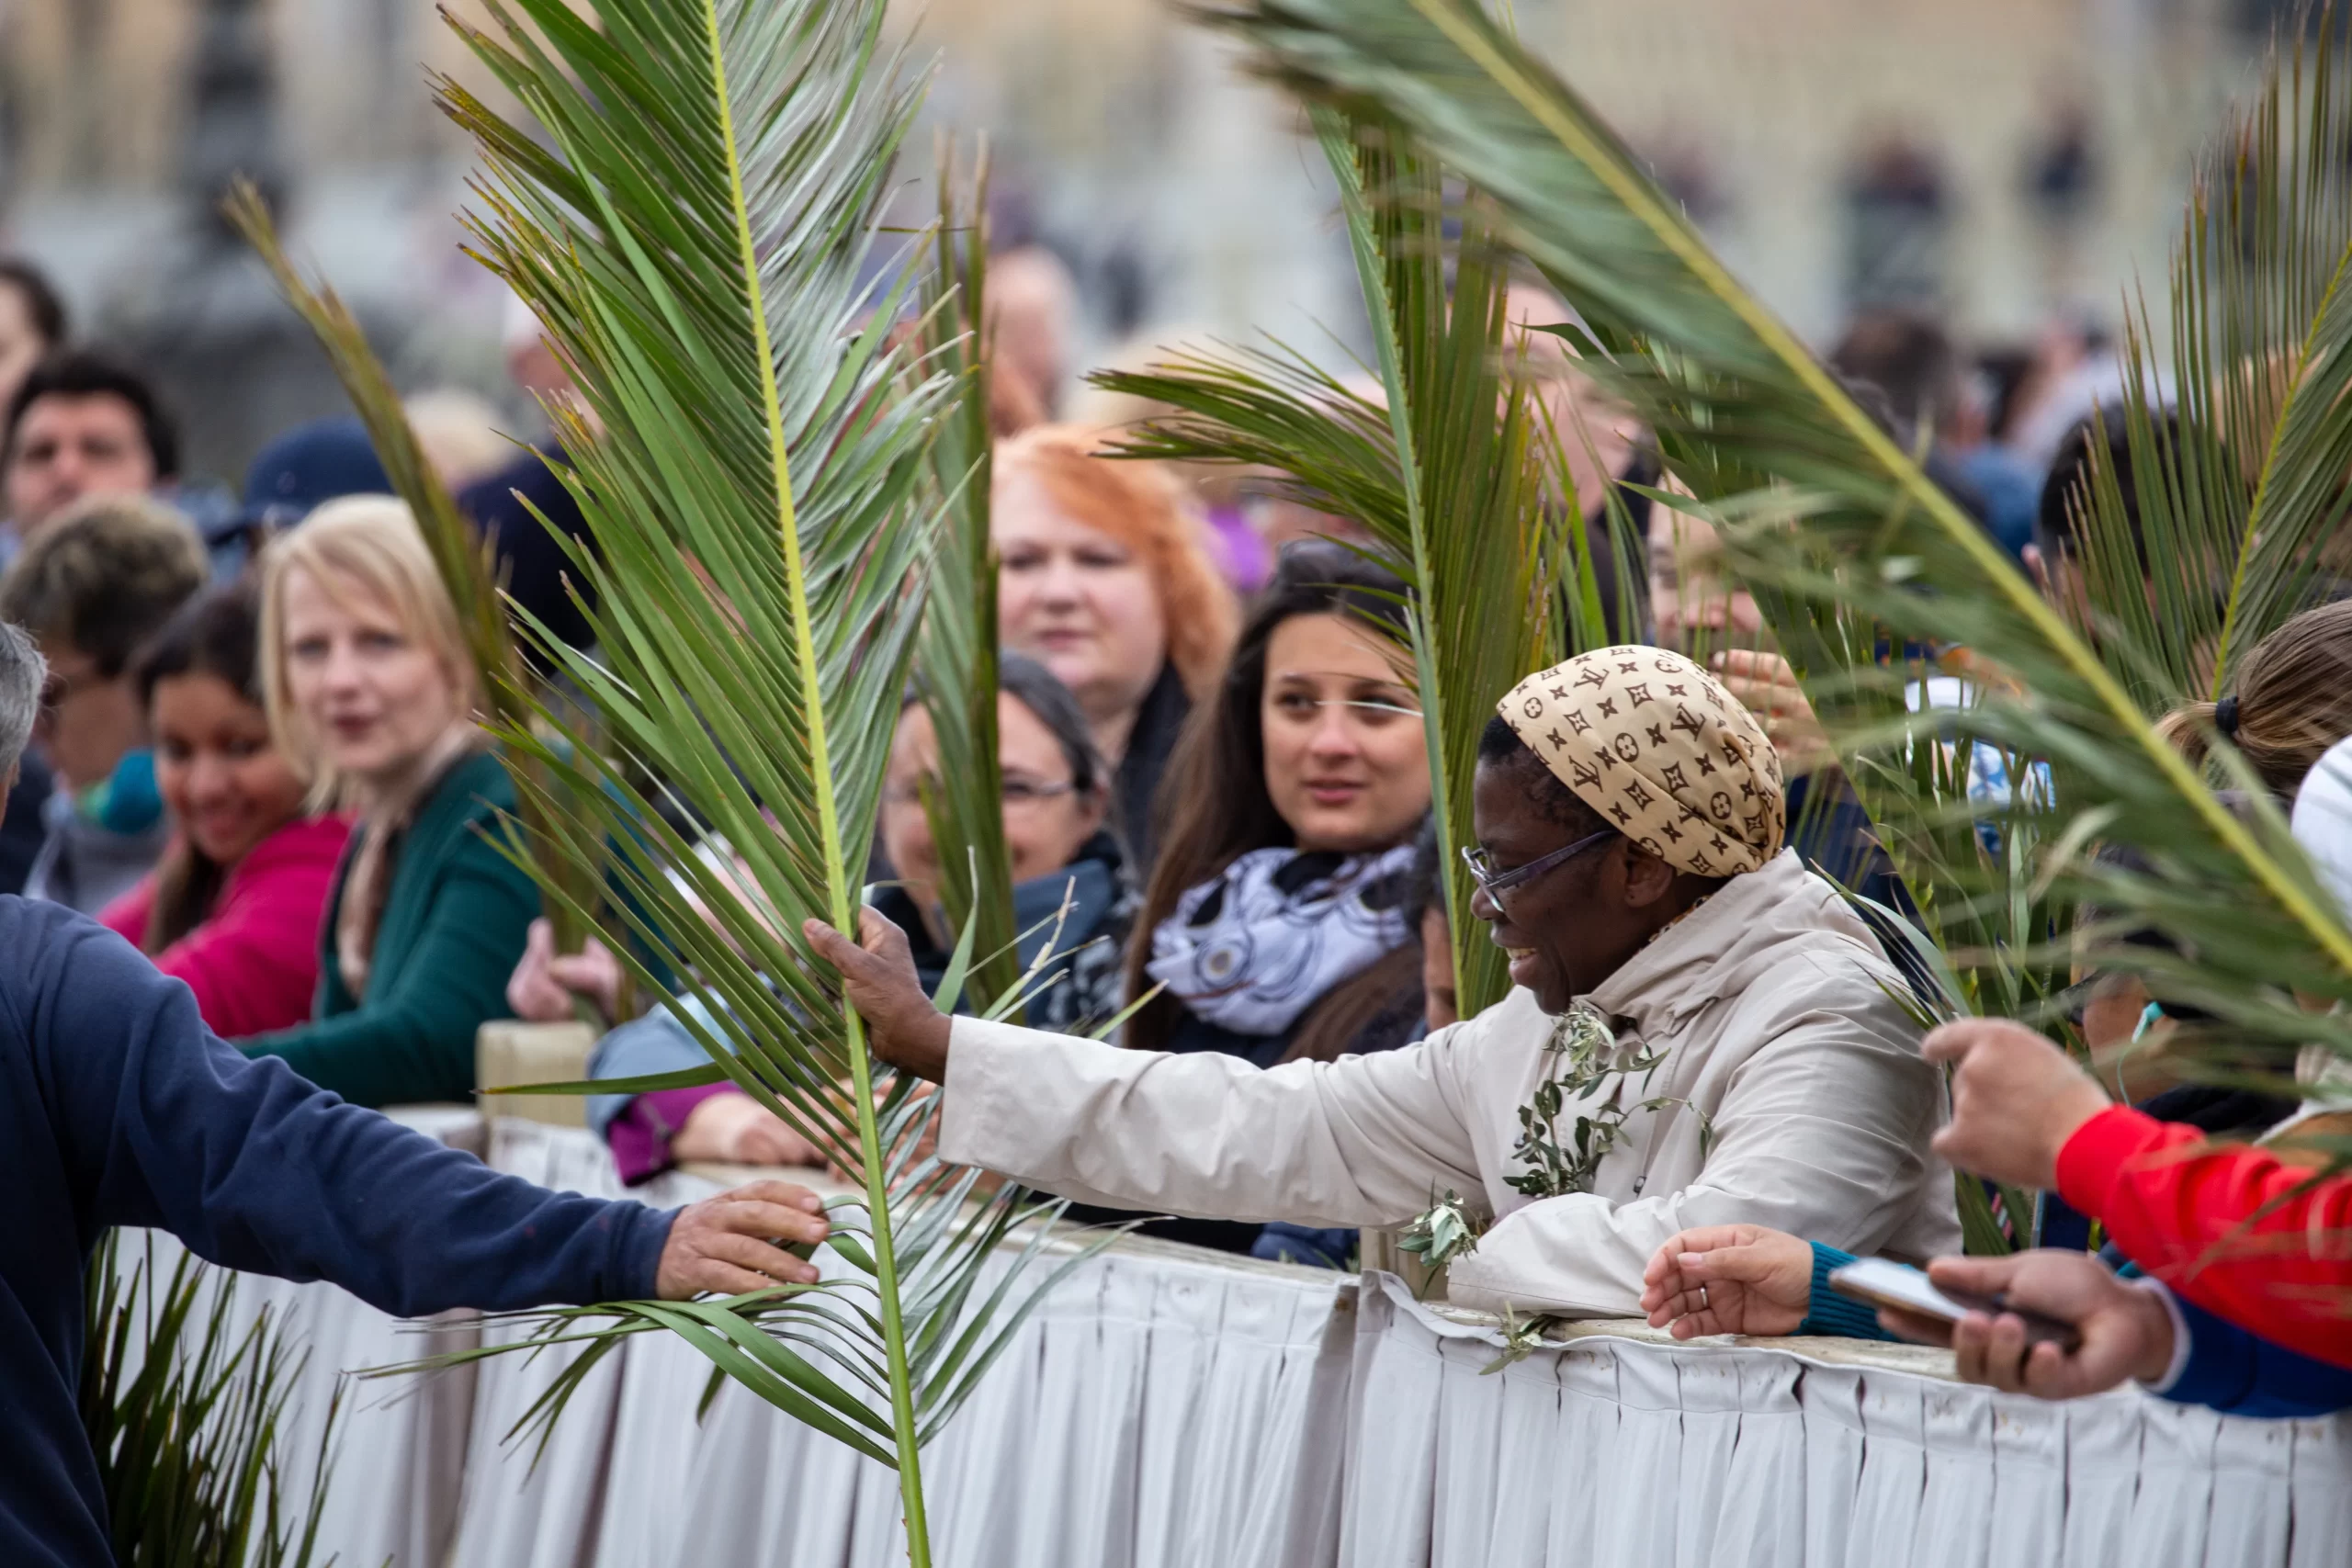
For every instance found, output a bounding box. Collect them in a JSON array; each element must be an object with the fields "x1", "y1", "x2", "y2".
[{"x1": 114, "y1": 1118, "x2": 2352, "y2": 1568}]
